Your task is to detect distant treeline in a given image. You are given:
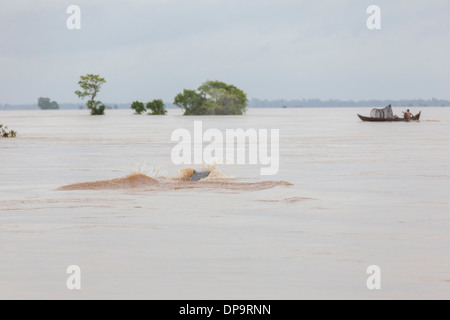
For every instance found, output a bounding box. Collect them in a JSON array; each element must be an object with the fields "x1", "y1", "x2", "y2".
[
  {"x1": 249, "y1": 98, "x2": 450, "y2": 108},
  {"x1": 1, "y1": 99, "x2": 450, "y2": 110}
]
